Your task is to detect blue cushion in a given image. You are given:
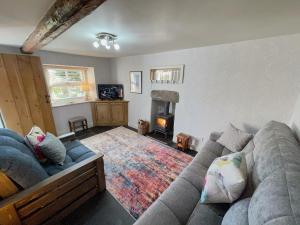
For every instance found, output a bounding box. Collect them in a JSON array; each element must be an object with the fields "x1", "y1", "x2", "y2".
[
  {"x1": 0, "y1": 136, "x2": 34, "y2": 158},
  {"x1": 64, "y1": 140, "x2": 82, "y2": 150},
  {"x1": 75, "y1": 151, "x2": 95, "y2": 163},
  {"x1": 65, "y1": 140, "x2": 95, "y2": 161},
  {"x1": 0, "y1": 128, "x2": 25, "y2": 144},
  {"x1": 0, "y1": 146, "x2": 49, "y2": 188},
  {"x1": 43, "y1": 162, "x2": 76, "y2": 176},
  {"x1": 41, "y1": 140, "x2": 95, "y2": 175}
]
